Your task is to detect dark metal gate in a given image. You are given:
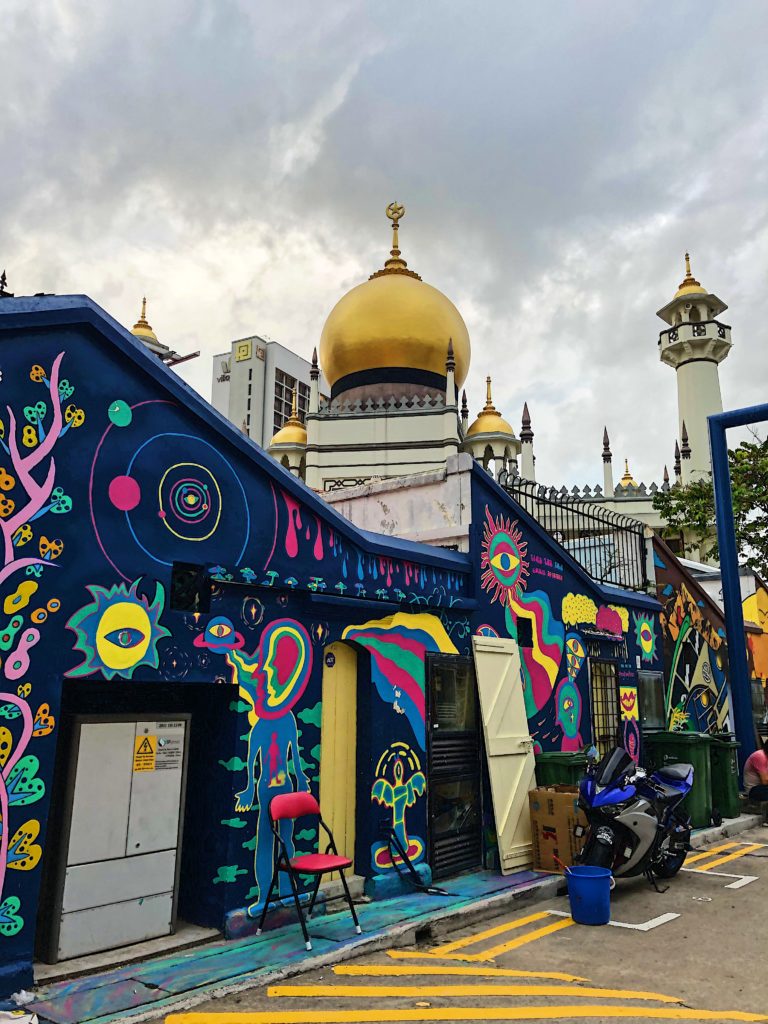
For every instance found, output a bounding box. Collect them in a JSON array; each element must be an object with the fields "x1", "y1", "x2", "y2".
[{"x1": 426, "y1": 654, "x2": 483, "y2": 881}]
